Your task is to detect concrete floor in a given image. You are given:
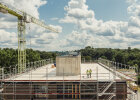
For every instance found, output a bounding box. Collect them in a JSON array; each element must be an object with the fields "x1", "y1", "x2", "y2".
[
  {"x1": 99, "y1": 63, "x2": 134, "y2": 81},
  {"x1": 6, "y1": 63, "x2": 121, "y2": 81}
]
